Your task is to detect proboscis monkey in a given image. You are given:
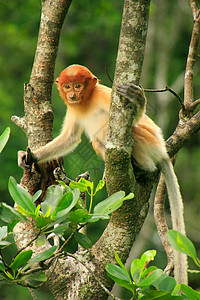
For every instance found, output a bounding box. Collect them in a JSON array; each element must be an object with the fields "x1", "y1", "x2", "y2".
[{"x1": 18, "y1": 64, "x2": 187, "y2": 284}]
